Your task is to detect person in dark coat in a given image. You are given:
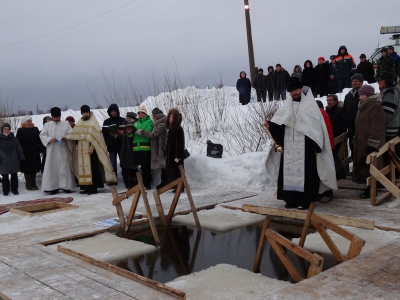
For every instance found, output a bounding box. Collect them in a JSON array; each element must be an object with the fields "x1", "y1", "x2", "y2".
[
  {"x1": 119, "y1": 112, "x2": 138, "y2": 189},
  {"x1": 328, "y1": 55, "x2": 339, "y2": 93},
  {"x1": 236, "y1": 71, "x2": 251, "y2": 105},
  {"x1": 333, "y1": 45, "x2": 356, "y2": 92},
  {"x1": 0, "y1": 123, "x2": 25, "y2": 195},
  {"x1": 357, "y1": 54, "x2": 376, "y2": 84},
  {"x1": 166, "y1": 108, "x2": 185, "y2": 185},
  {"x1": 353, "y1": 85, "x2": 385, "y2": 198},
  {"x1": 326, "y1": 94, "x2": 346, "y2": 154},
  {"x1": 291, "y1": 65, "x2": 303, "y2": 80},
  {"x1": 273, "y1": 64, "x2": 290, "y2": 100},
  {"x1": 301, "y1": 60, "x2": 315, "y2": 93},
  {"x1": 342, "y1": 73, "x2": 363, "y2": 159},
  {"x1": 252, "y1": 68, "x2": 267, "y2": 102},
  {"x1": 102, "y1": 103, "x2": 126, "y2": 182},
  {"x1": 388, "y1": 46, "x2": 400, "y2": 80},
  {"x1": 314, "y1": 57, "x2": 330, "y2": 97},
  {"x1": 16, "y1": 115, "x2": 41, "y2": 190},
  {"x1": 375, "y1": 48, "x2": 396, "y2": 81},
  {"x1": 266, "y1": 66, "x2": 274, "y2": 101}
]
